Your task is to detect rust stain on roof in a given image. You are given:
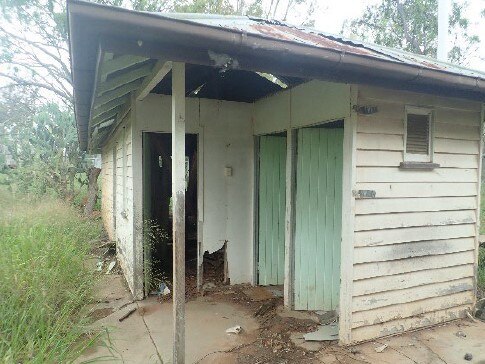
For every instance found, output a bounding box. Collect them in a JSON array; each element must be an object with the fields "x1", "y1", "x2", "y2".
[
  {"x1": 250, "y1": 24, "x2": 295, "y2": 41},
  {"x1": 280, "y1": 26, "x2": 376, "y2": 56},
  {"x1": 415, "y1": 59, "x2": 442, "y2": 70},
  {"x1": 249, "y1": 23, "x2": 377, "y2": 57}
]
